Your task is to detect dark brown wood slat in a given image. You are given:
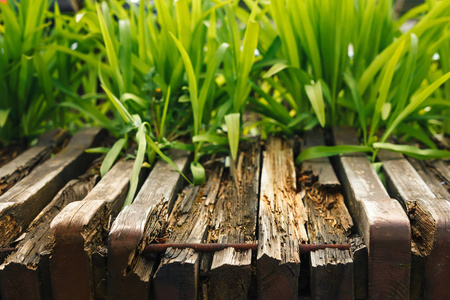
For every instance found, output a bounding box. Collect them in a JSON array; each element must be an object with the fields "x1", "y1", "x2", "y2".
[
  {"x1": 50, "y1": 159, "x2": 134, "y2": 300},
  {"x1": 0, "y1": 127, "x2": 105, "y2": 249},
  {"x1": 0, "y1": 176, "x2": 97, "y2": 300},
  {"x1": 200, "y1": 141, "x2": 261, "y2": 300},
  {"x1": 107, "y1": 151, "x2": 190, "y2": 300},
  {"x1": 301, "y1": 128, "x2": 354, "y2": 300},
  {"x1": 331, "y1": 127, "x2": 411, "y2": 299},
  {"x1": 153, "y1": 164, "x2": 223, "y2": 300},
  {"x1": 0, "y1": 129, "x2": 69, "y2": 196},
  {"x1": 379, "y1": 150, "x2": 450, "y2": 299},
  {"x1": 257, "y1": 137, "x2": 308, "y2": 300}
]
